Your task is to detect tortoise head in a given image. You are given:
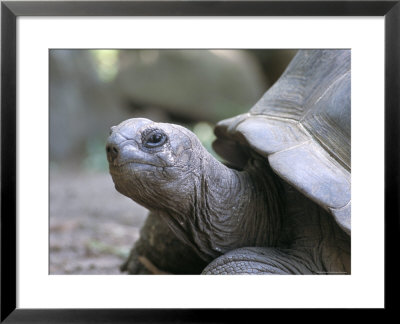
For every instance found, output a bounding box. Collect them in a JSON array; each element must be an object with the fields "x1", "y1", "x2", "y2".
[{"x1": 106, "y1": 118, "x2": 204, "y2": 211}]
